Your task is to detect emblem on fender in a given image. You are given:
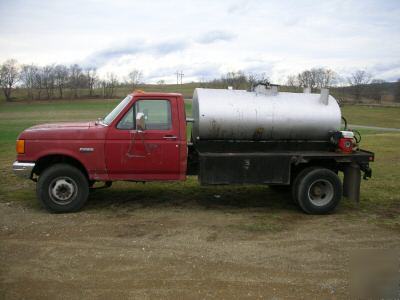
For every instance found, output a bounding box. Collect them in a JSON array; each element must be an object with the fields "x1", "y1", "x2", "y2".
[{"x1": 79, "y1": 147, "x2": 94, "y2": 153}]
